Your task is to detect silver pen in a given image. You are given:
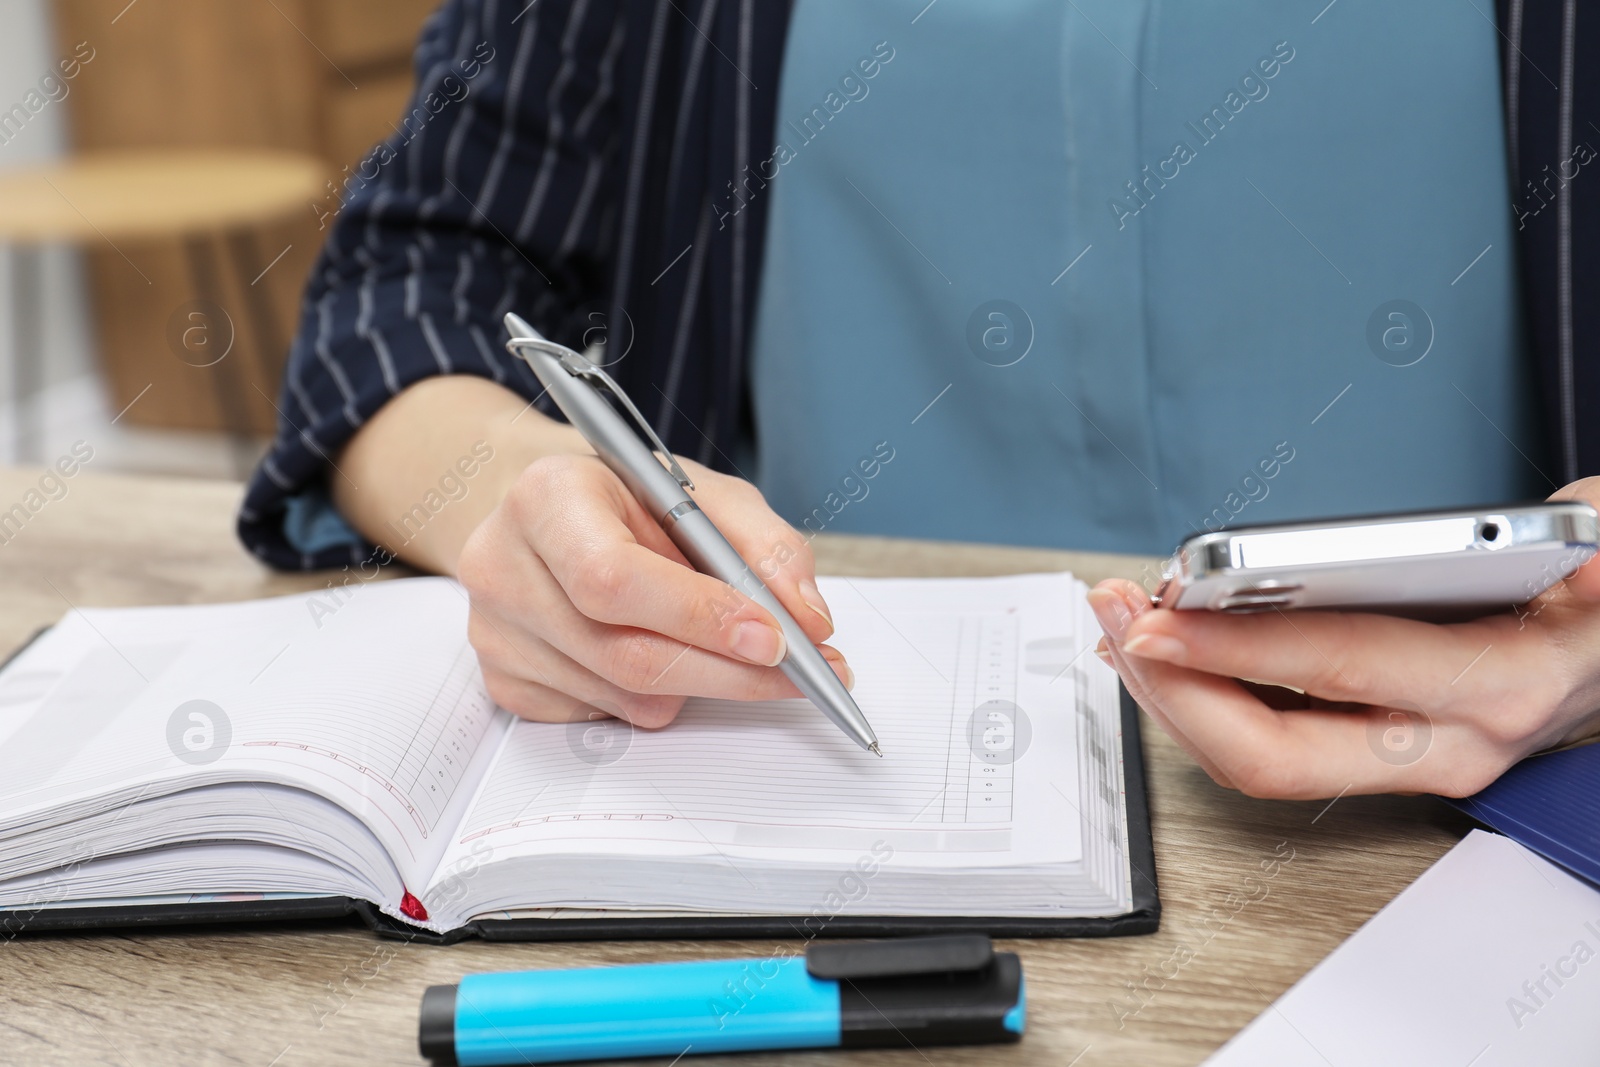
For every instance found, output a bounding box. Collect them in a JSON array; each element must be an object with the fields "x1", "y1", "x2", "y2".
[{"x1": 504, "y1": 313, "x2": 882, "y2": 756}]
